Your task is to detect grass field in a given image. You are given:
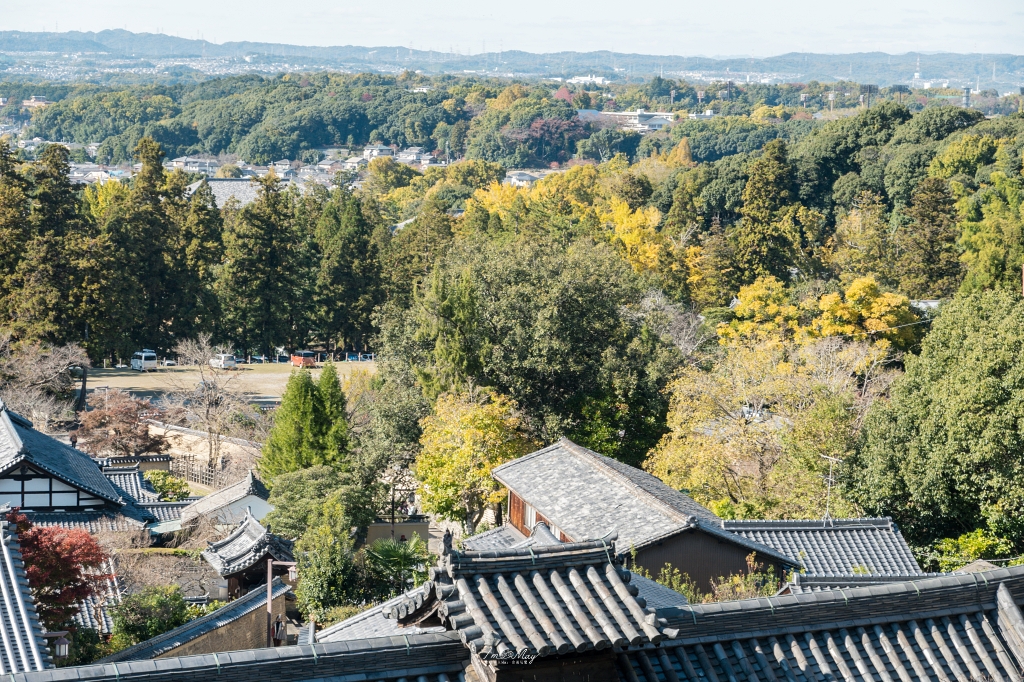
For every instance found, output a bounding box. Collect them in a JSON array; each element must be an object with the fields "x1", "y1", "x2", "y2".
[{"x1": 86, "y1": 361, "x2": 377, "y2": 403}]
